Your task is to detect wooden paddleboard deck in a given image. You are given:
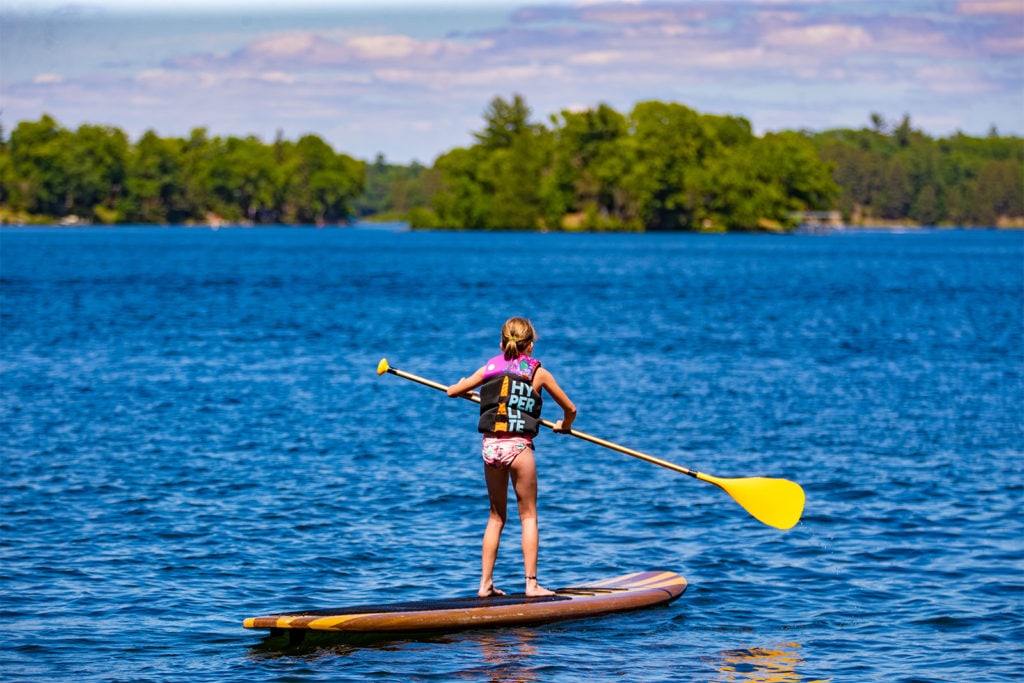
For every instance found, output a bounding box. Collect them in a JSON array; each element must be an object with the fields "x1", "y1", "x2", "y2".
[{"x1": 244, "y1": 570, "x2": 686, "y2": 636}]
